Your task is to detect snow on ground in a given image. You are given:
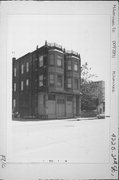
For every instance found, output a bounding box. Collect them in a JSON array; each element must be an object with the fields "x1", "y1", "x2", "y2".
[{"x1": 9, "y1": 118, "x2": 110, "y2": 163}]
